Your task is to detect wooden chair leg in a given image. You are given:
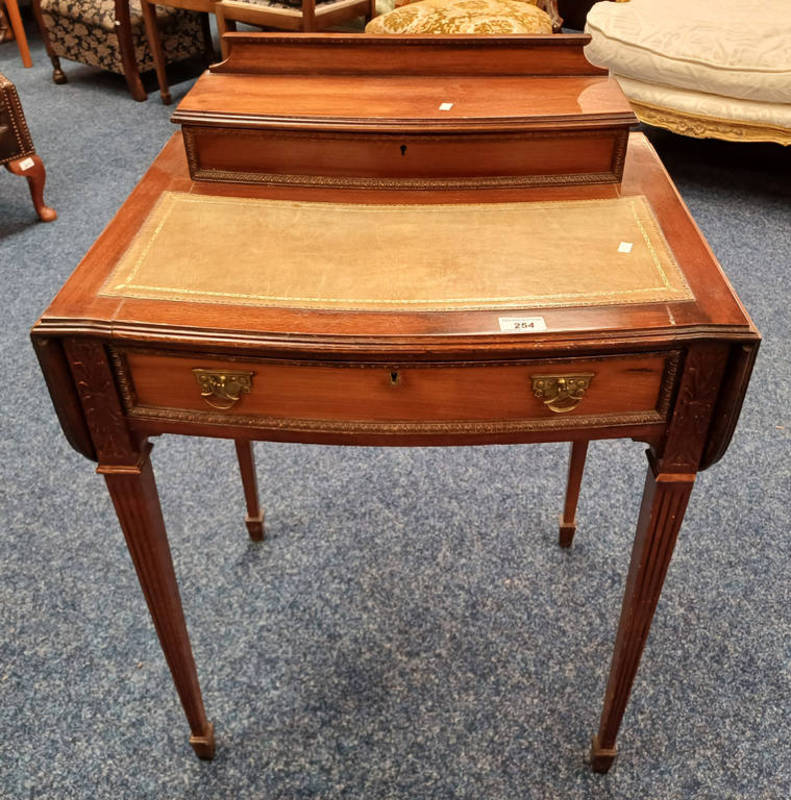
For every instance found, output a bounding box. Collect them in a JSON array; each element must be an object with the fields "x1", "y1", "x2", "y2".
[
  {"x1": 30, "y1": 0, "x2": 68, "y2": 82},
  {"x1": 0, "y1": 6, "x2": 12, "y2": 43},
  {"x1": 559, "y1": 439, "x2": 588, "y2": 547},
  {"x1": 140, "y1": 0, "x2": 172, "y2": 105},
  {"x1": 234, "y1": 439, "x2": 264, "y2": 541},
  {"x1": 300, "y1": 0, "x2": 316, "y2": 30},
  {"x1": 215, "y1": 8, "x2": 233, "y2": 60},
  {"x1": 114, "y1": 0, "x2": 147, "y2": 101},
  {"x1": 5, "y1": 154, "x2": 57, "y2": 222},
  {"x1": 199, "y1": 11, "x2": 215, "y2": 64},
  {"x1": 590, "y1": 467, "x2": 695, "y2": 772},
  {"x1": 3, "y1": 0, "x2": 32, "y2": 67}
]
